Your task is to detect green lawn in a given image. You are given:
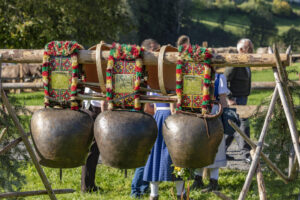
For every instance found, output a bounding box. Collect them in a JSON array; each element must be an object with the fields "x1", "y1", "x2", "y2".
[
  {"x1": 8, "y1": 91, "x2": 44, "y2": 106},
  {"x1": 251, "y1": 64, "x2": 300, "y2": 82},
  {"x1": 193, "y1": 9, "x2": 300, "y2": 36},
  {"x1": 17, "y1": 163, "x2": 300, "y2": 200}
]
